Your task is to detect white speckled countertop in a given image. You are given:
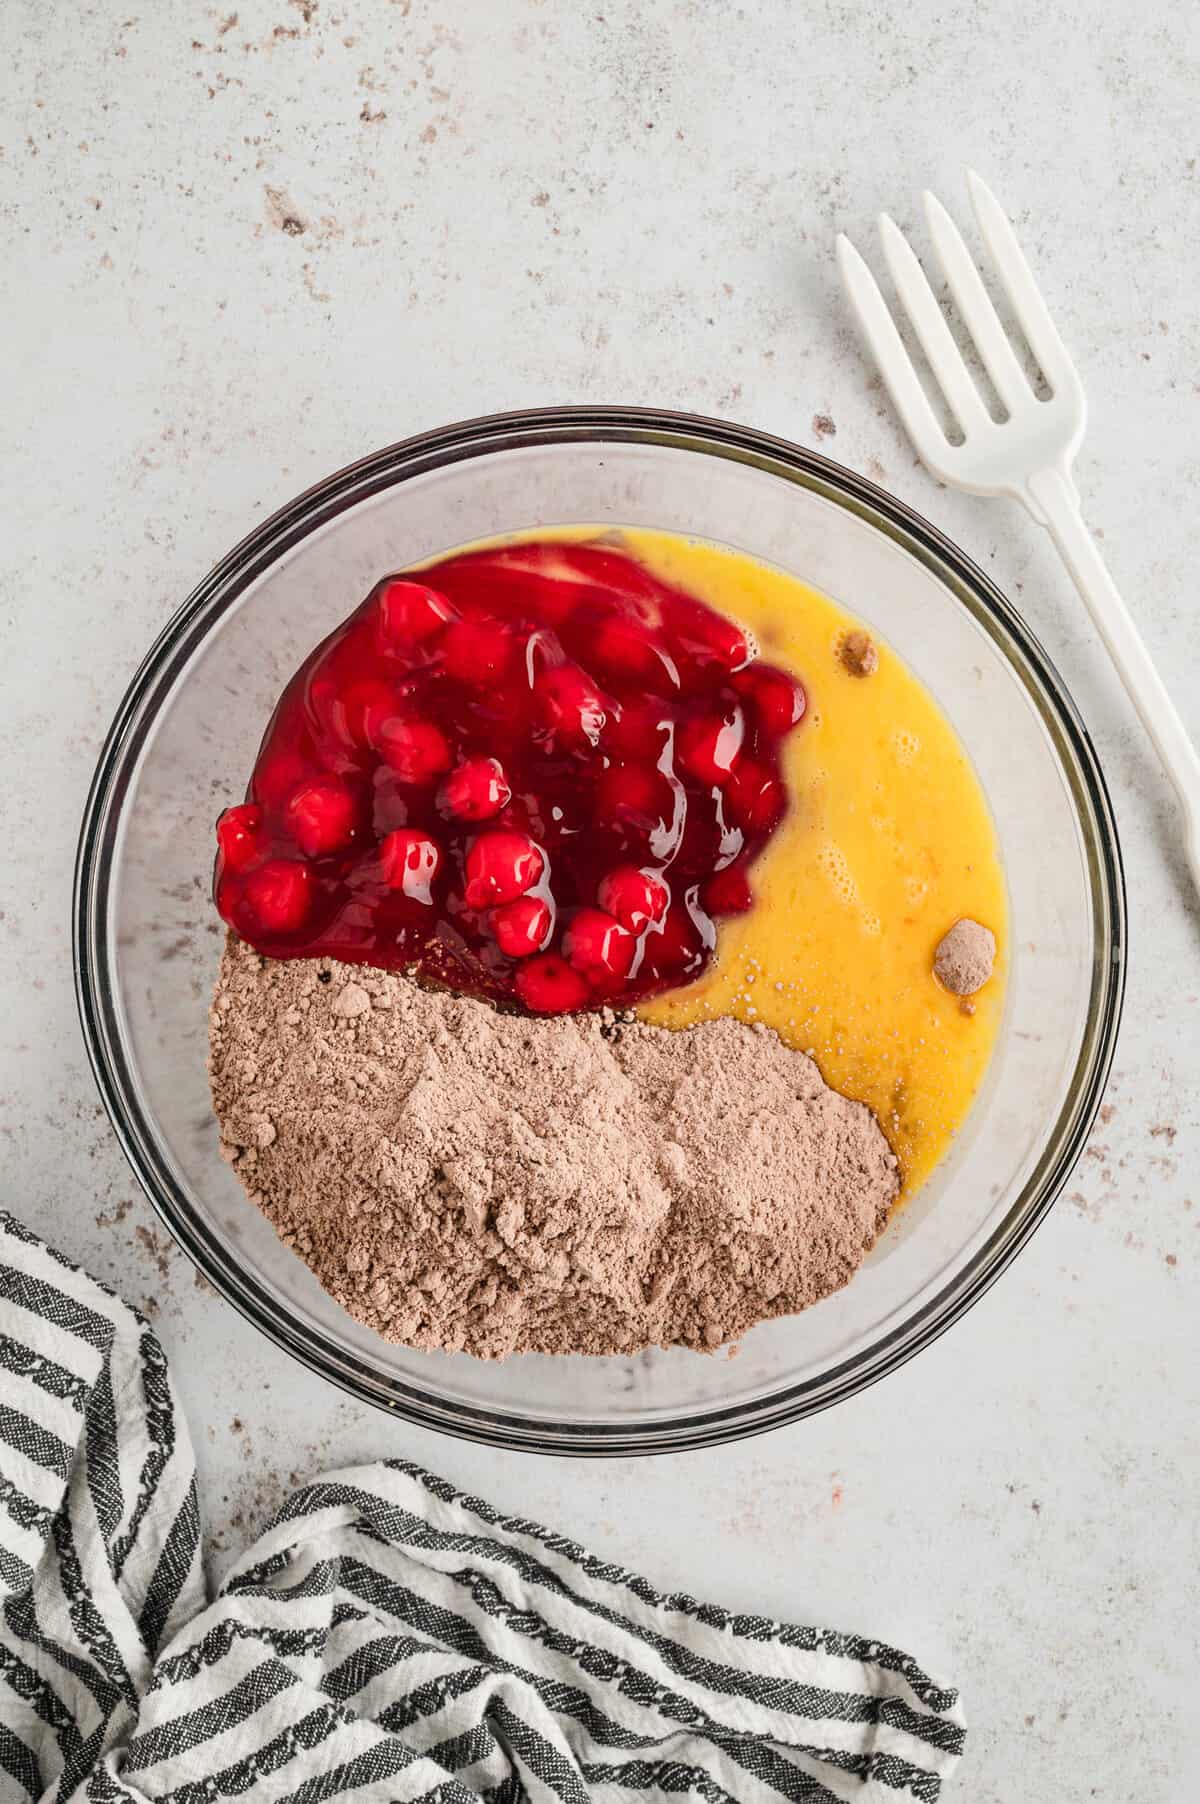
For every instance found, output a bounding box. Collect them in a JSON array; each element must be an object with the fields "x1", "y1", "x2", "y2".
[{"x1": 3, "y1": 3, "x2": 1198, "y2": 1796}]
